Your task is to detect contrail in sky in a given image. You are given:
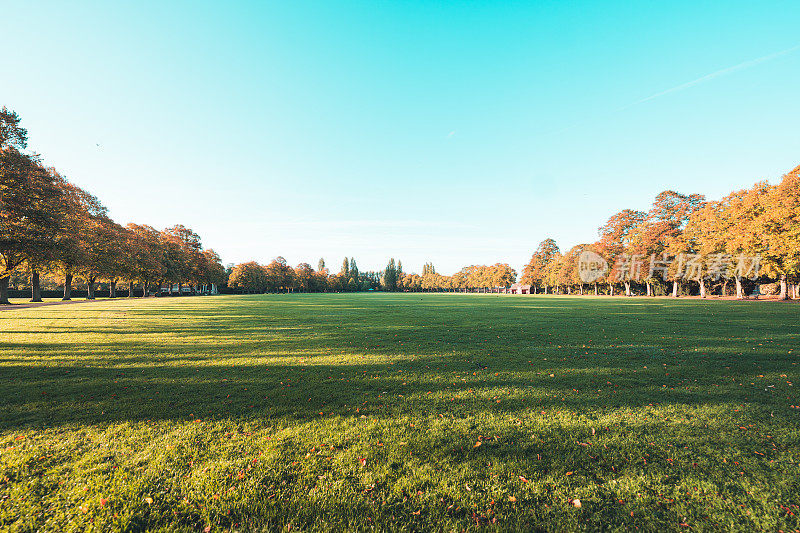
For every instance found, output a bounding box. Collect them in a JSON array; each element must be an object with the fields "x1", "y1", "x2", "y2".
[
  {"x1": 534, "y1": 43, "x2": 800, "y2": 139},
  {"x1": 619, "y1": 43, "x2": 800, "y2": 110}
]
